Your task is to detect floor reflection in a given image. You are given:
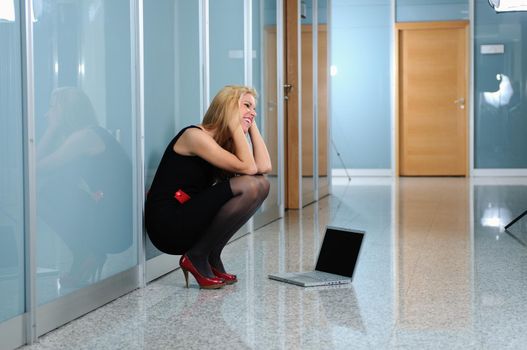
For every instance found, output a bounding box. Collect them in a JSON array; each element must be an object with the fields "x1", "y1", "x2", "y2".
[{"x1": 396, "y1": 178, "x2": 471, "y2": 331}]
